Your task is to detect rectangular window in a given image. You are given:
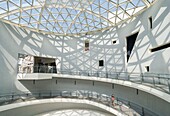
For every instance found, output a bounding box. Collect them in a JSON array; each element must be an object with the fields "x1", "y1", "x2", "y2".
[
  {"x1": 99, "y1": 60, "x2": 104, "y2": 66},
  {"x1": 17, "y1": 53, "x2": 57, "y2": 74},
  {"x1": 145, "y1": 66, "x2": 149, "y2": 72},
  {"x1": 34, "y1": 56, "x2": 57, "y2": 73},
  {"x1": 85, "y1": 40, "x2": 89, "y2": 51}
]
